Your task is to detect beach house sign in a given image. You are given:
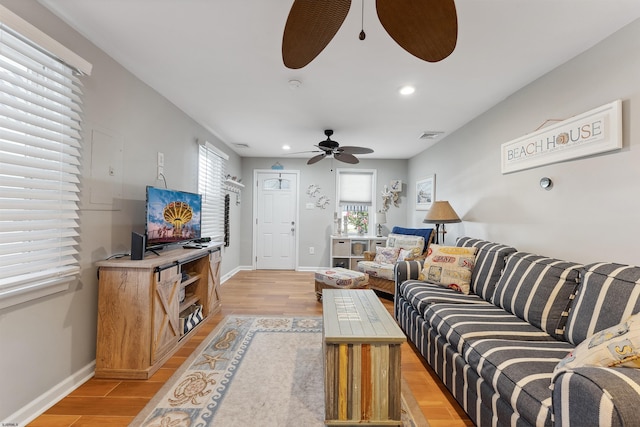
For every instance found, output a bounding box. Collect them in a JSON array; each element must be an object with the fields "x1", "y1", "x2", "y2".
[{"x1": 501, "y1": 100, "x2": 622, "y2": 174}]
